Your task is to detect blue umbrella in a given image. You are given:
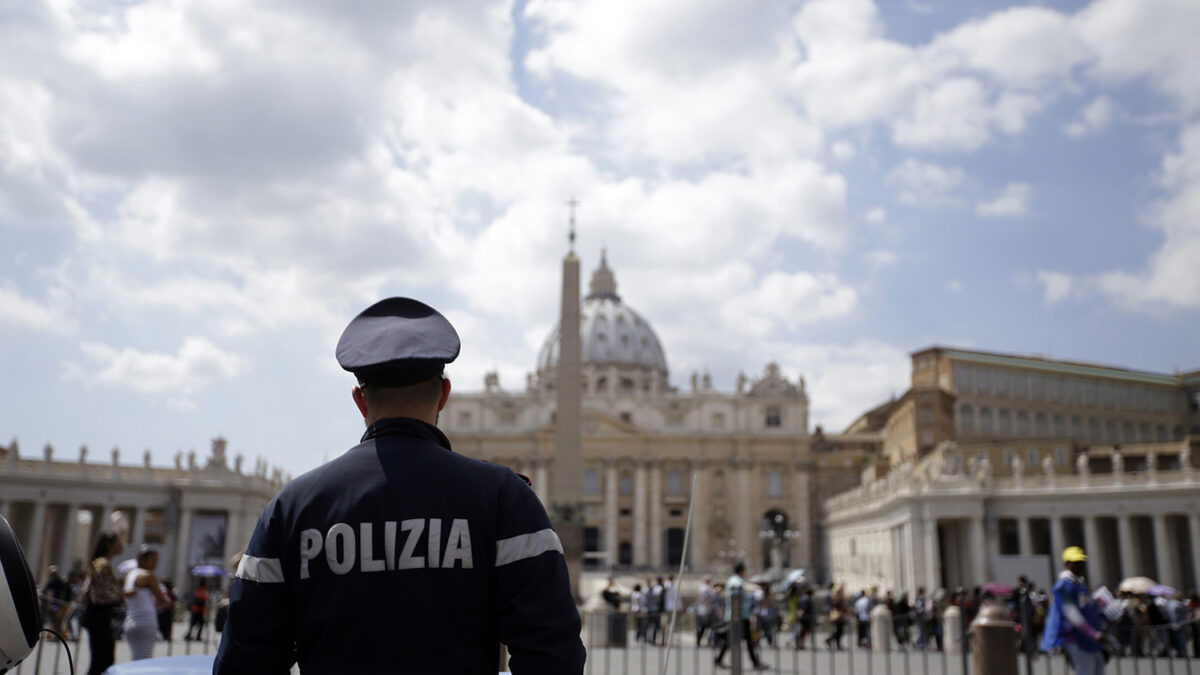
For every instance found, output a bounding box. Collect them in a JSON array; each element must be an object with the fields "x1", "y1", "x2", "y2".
[{"x1": 190, "y1": 564, "x2": 226, "y2": 577}]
